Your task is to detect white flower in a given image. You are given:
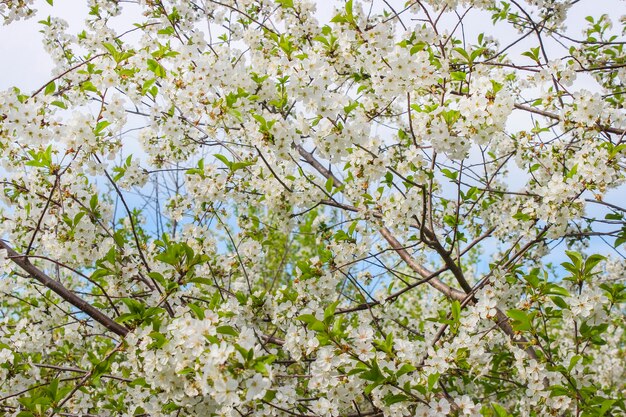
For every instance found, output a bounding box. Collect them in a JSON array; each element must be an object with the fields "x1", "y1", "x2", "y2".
[
  {"x1": 213, "y1": 376, "x2": 240, "y2": 406},
  {"x1": 457, "y1": 395, "x2": 476, "y2": 415},
  {"x1": 429, "y1": 398, "x2": 451, "y2": 416},
  {"x1": 310, "y1": 397, "x2": 335, "y2": 417},
  {"x1": 245, "y1": 373, "x2": 270, "y2": 401}
]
